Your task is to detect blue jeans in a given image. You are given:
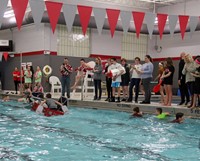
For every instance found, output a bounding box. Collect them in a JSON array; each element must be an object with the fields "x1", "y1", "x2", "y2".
[
  {"x1": 94, "y1": 80, "x2": 102, "y2": 99},
  {"x1": 142, "y1": 77, "x2": 152, "y2": 102},
  {"x1": 128, "y1": 78, "x2": 141, "y2": 102},
  {"x1": 61, "y1": 76, "x2": 70, "y2": 98}
]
